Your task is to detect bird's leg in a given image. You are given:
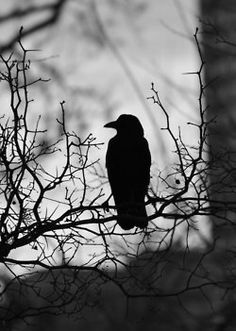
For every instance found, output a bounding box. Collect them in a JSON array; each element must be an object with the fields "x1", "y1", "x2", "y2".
[
  {"x1": 102, "y1": 193, "x2": 113, "y2": 212},
  {"x1": 146, "y1": 193, "x2": 160, "y2": 207}
]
